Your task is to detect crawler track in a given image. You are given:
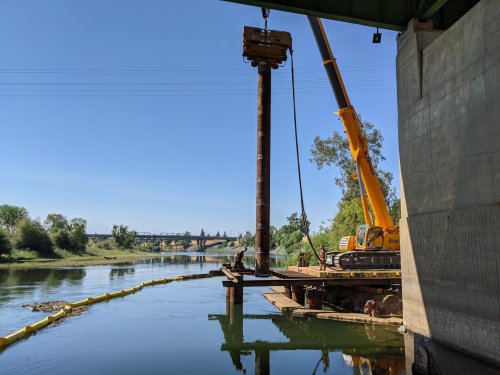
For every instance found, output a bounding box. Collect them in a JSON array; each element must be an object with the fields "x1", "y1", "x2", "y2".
[{"x1": 333, "y1": 251, "x2": 401, "y2": 269}]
